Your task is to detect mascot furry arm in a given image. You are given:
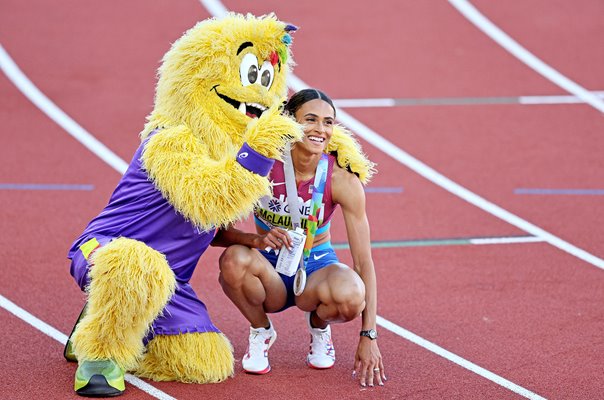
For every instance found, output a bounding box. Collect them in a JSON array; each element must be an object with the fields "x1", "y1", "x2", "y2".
[
  {"x1": 142, "y1": 107, "x2": 301, "y2": 230},
  {"x1": 65, "y1": 13, "x2": 301, "y2": 397}
]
